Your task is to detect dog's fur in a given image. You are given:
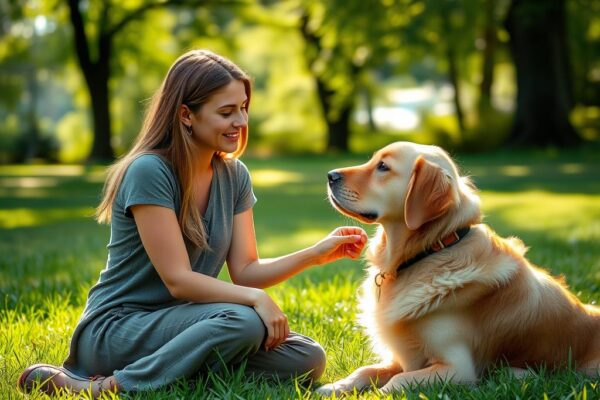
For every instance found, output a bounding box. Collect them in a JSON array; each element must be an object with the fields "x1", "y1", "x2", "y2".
[{"x1": 318, "y1": 142, "x2": 600, "y2": 395}]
